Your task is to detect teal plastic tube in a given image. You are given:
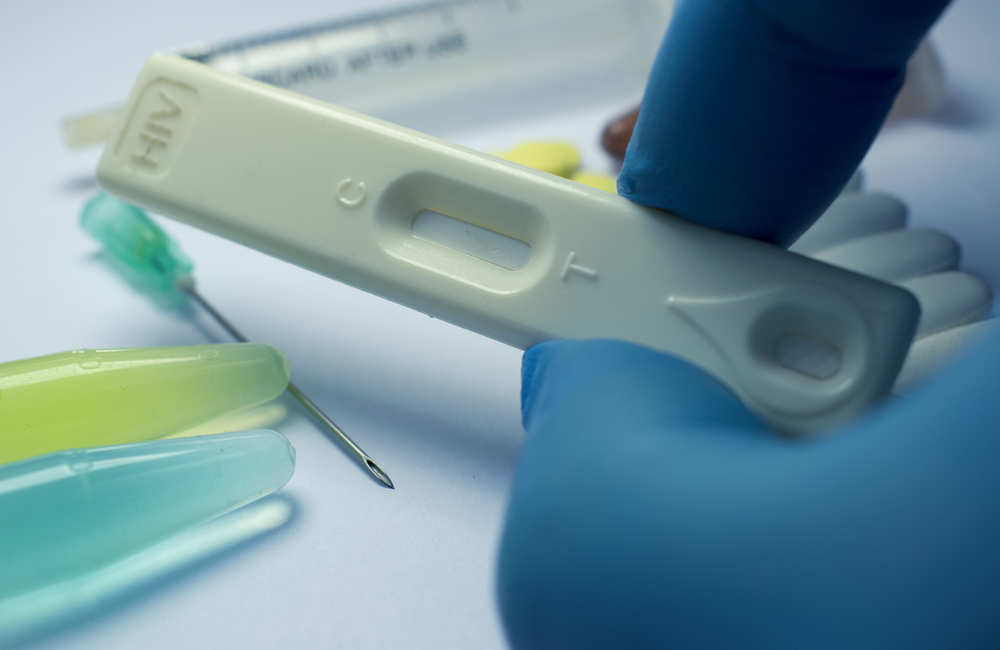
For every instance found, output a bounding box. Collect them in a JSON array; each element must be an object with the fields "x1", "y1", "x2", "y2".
[{"x1": 0, "y1": 430, "x2": 295, "y2": 600}]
